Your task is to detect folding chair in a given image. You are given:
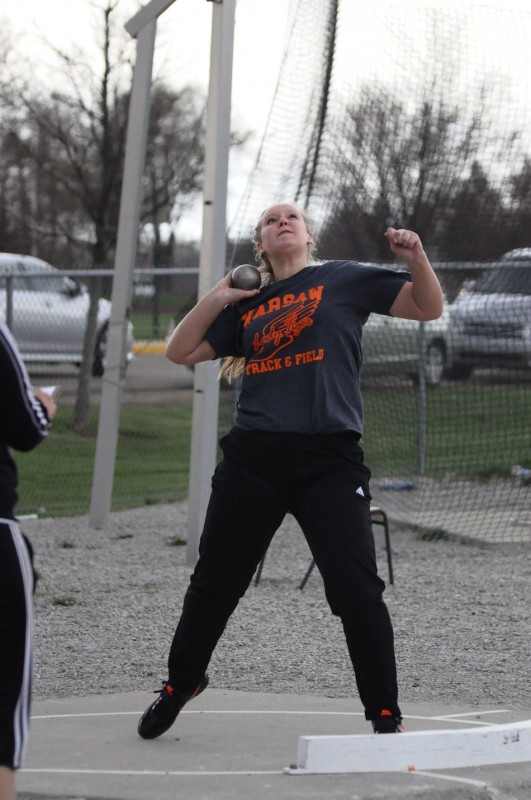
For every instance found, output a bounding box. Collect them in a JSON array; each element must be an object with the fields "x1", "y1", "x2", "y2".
[{"x1": 254, "y1": 506, "x2": 394, "y2": 589}]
